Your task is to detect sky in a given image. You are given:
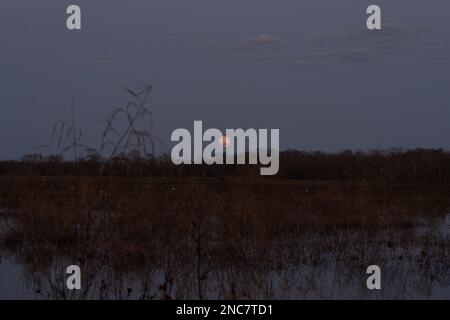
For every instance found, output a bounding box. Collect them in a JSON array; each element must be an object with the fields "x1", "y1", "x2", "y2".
[{"x1": 0, "y1": 0, "x2": 450, "y2": 159}]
